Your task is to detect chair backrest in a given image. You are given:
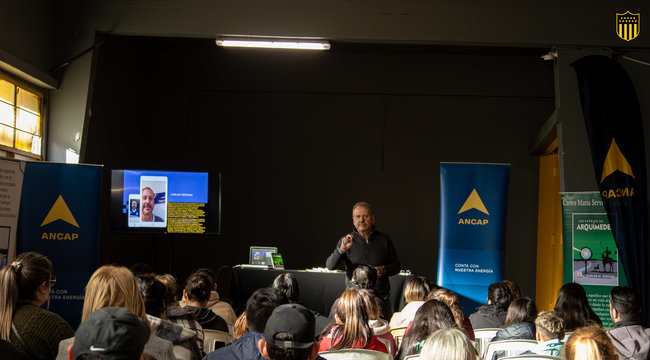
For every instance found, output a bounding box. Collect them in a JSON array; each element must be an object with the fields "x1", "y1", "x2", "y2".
[
  {"x1": 319, "y1": 349, "x2": 393, "y2": 360},
  {"x1": 484, "y1": 339, "x2": 538, "y2": 360},
  {"x1": 403, "y1": 355, "x2": 420, "y2": 360},
  {"x1": 473, "y1": 328, "x2": 501, "y2": 358},
  {"x1": 390, "y1": 327, "x2": 407, "y2": 351},
  {"x1": 203, "y1": 329, "x2": 234, "y2": 354},
  {"x1": 562, "y1": 332, "x2": 573, "y2": 342},
  {"x1": 501, "y1": 355, "x2": 561, "y2": 360}
]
